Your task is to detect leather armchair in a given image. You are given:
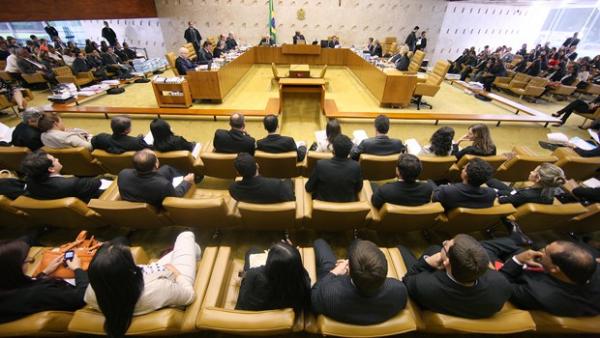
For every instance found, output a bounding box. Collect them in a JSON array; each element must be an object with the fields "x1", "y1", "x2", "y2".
[
  {"x1": 254, "y1": 150, "x2": 302, "y2": 178},
  {"x1": 575, "y1": 106, "x2": 600, "y2": 129},
  {"x1": 199, "y1": 143, "x2": 237, "y2": 179},
  {"x1": 404, "y1": 50, "x2": 425, "y2": 74},
  {"x1": 548, "y1": 84, "x2": 577, "y2": 97},
  {"x1": 435, "y1": 203, "x2": 517, "y2": 235},
  {"x1": 494, "y1": 146, "x2": 558, "y2": 182},
  {"x1": 91, "y1": 149, "x2": 135, "y2": 175},
  {"x1": 155, "y1": 150, "x2": 204, "y2": 176},
  {"x1": 530, "y1": 311, "x2": 600, "y2": 333},
  {"x1": 196, "y1": 246, "x2": 302, "y2": 334},
  {"x1": 418, "y1": 155, "x2": 456, "y2": 181},
  {"x1": 510, "y1": 77, "x2": 548, "y2": 100},
  {"x1": 68, "y1": 246, "x2": 218, "y2": 335},
  {"x1": 412, "y1": 60, "x2": 450, "y2": 110},
  {"x1": 11, "y1": 196, "x2": 105, "y2": 228},
  {"x1": 371, "y1": 202, "x2": 444, "y2": 233},
  {"x1": 163, "y1": 188, "x2": 234, "y2": 229},
  {"x1": 21, "y1": 72, "x2": 49, "y2": 88},
  {"x1": 303, "y1": 247, "x2": 418, "y2": 337},
  {"x1": 53, "y1": 66, "x2": 94, "y2": 89},
  {"x1": 165, "y1": 52, "x2": 179, "y2": 76},
  {"x1": 576, "y1": 83, "x2": 600, "y2": 96},
  {"x1": 183, "y1": 43, "x2": 197, "y2": 61},
  {"x1": 0, "y1": 146, "x2": 30, "y2": 171},
  {"x1": 509, "y1": 202, "x2": 588, "y2": 233},
  {"x1": 568, "y1": 203, "x2": 600, "y2": 234},
  {"x1": 304, "y1": 151, "x2": 333, "y2": 177},
  {"x1": 449, "y1": 154, "x2": 507, "y2": 181},
  {"x1": 0, "y1": 195, "x2": 31, "y2": 227},
  {"x1": 495, "y1": 72, "x2": 530, "y2": 90},
  {"x1": 553, "y1": 147, "x2": 600, "y2": 181},
  {"x1": 303, "y1": 179, "x2": 371, "y2": 231},
  {"x1": 42, "y1": 146, "x2": 105, "y2": 176},
  {"x1": 359, "y1": 153, "x2": 401, "y2": 181},
  {"x1": 88, "y1": 179, "x2": 175, "y2": 229}
]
